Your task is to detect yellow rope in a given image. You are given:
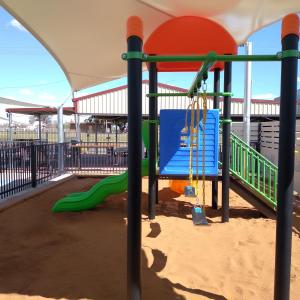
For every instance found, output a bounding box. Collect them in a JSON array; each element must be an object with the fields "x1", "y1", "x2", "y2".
[
  {"x1": 201, "y1": 89, "x2": 208, "y2": 209},
  {"x1": 188, "y1": 96, "x2": 200, "y2": 204},
  {"x1": 188, "y1": 99, "x2": 195, "y2": 185},
  {"x1": 187, "y1": 83, "x2": 208, "y2": 209},
  {"x1": 195, "y1": 96, "x2": 200, "y2": 203}
]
